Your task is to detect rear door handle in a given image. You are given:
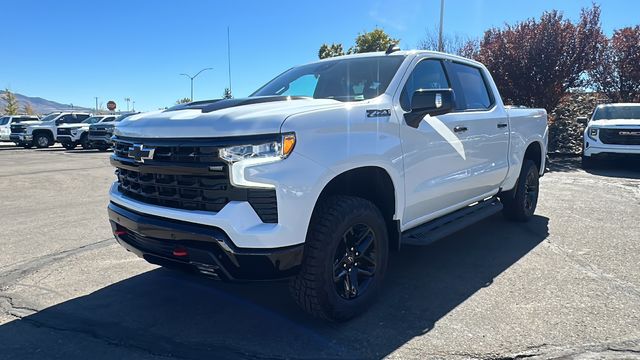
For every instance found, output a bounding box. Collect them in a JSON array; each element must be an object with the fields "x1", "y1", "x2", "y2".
[
  {"x1": 497, "y1": 123, "x2": 508, "y2": 128},
  {"x1": 453, "y1": 126, "x2": 468, "y2": 133}
]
